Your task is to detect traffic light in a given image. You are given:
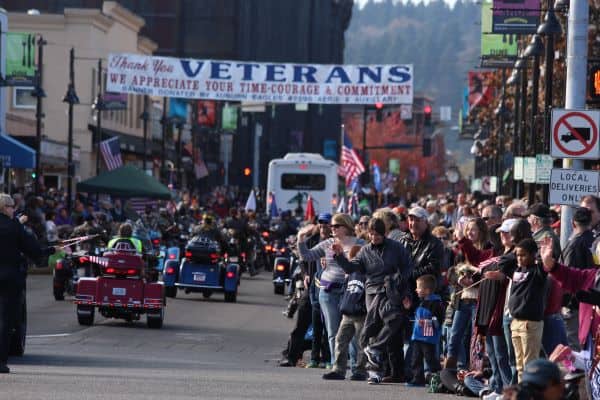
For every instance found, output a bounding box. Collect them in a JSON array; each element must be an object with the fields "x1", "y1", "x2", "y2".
[
  {"x1": 422, "y1": 137, "x2": 432, "y2": 157},
  {"x1": 424, "y1": 105, "x2": 432, "y2": 126},
  {"x1": 243, "y1": 167, "x2": 252, "y2": 176},
  {"x1": 375, "y1": 102, "x2": 384, "y2": 122},
  {"x1": 31, "y1": 172, "x2": 36, "y2": 179}
]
